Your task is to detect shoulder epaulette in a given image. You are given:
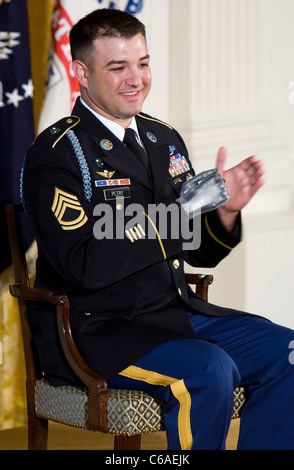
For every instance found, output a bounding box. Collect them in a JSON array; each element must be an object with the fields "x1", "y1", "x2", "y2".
[
  {"x1": 36, "y1": 115, "x2": 80, "y2": 148},
  {"x1": 137, "y1": 113, "x2": 173, "y2": 130},
  {"x1": 51, "y1": 115, "x2": 80, "y2": 148}
]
